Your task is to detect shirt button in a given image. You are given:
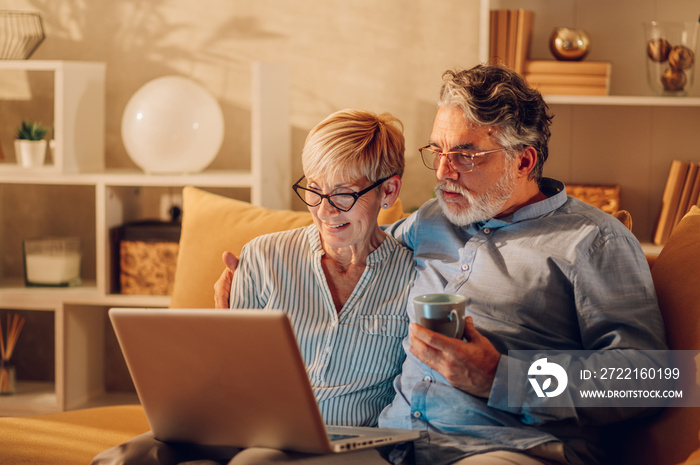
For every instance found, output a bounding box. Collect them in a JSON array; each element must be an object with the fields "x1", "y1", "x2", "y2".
[
  {"x1": 461, "y1": 264, "x2": 469, "y2": 271},
  {"x1": 423, "y1": 375, "x2": 432, "y2": 382},
  {"x1": 413, "y1": 411, "x2": 422, "y2": 418},
  {"x1": 483, "y1": 228, "x2": 491, "y2": 234},
  {"x1": 325, "y1": 347, "x2": 332, "y2": 353},
  {"x1": 330, "y1": 321, "x2": 337, "y2": 328}
]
